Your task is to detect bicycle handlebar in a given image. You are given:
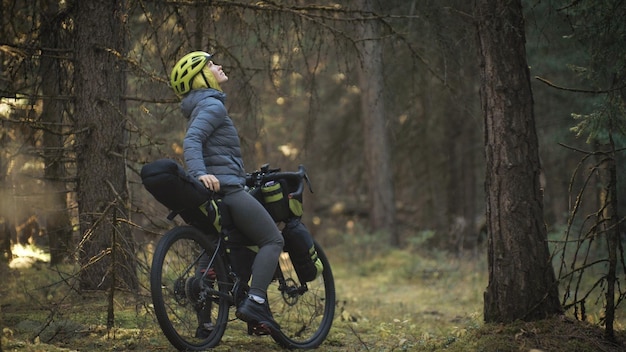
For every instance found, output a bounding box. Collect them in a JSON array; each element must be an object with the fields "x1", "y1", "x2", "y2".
[{"x1": 245, "y1": 164, "x2": 313, "y2": 196}]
